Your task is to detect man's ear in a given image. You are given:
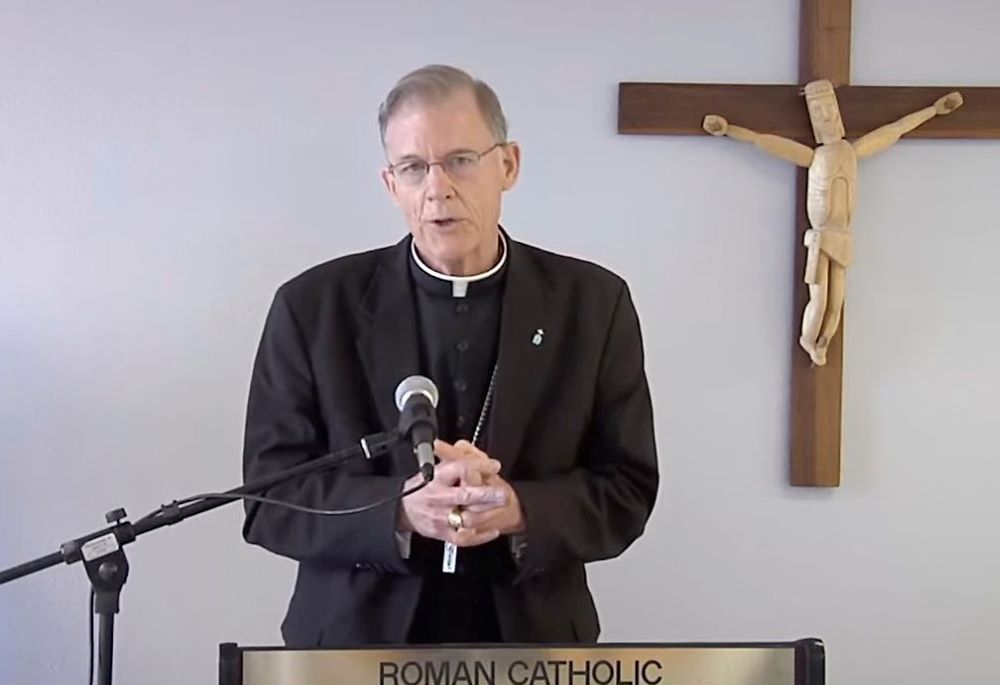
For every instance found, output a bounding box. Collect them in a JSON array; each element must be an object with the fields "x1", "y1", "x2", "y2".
[
  {"x1": 381, "y1": 167, "x2": 401, "y2": 205},
  {"x1": 501, "y1": 142, "x2": 521, "y2": 191}
]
